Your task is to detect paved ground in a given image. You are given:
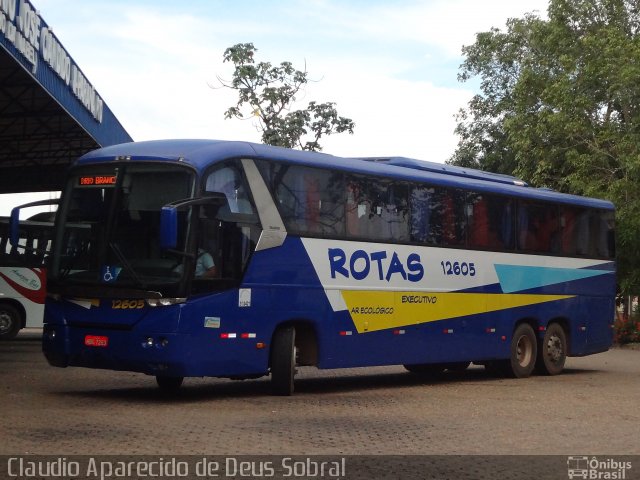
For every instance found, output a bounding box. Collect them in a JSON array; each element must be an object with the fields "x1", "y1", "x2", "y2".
[{"x1": 1, "y1": 329, "x2": 639, "y2": 457}]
